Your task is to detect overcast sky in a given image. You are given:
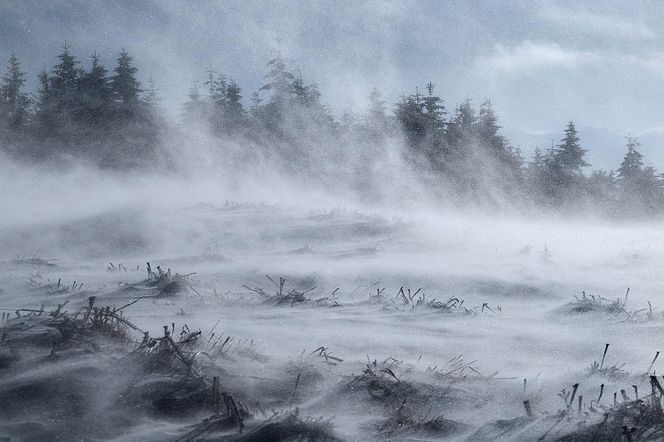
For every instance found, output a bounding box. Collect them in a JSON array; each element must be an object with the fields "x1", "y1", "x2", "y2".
[{"x1": 2, "y1": 0, "x2": 664, "y2": 170}]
